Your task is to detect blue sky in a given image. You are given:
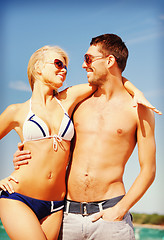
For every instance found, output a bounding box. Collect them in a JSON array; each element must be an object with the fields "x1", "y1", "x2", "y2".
[{"x1": 0, "y1": 0, "x2": 164, "y2": 214}]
